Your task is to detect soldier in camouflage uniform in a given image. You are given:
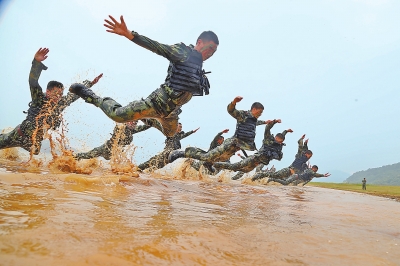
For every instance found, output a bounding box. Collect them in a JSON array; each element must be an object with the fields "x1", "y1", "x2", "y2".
[
  {"x1": 168, "y1": 96, "x2": 267, "y2": 173},
  {"x1": 214, "y1": 119, "x2": 292, "y2": 174},
  {"x1": 252, "y1": 134, "x2": 313, "y2": 181},
  {"x1": 137, "y1": 123, "x2": 199, "y2": 171},
  {"x1": 230, "y1": 152, "x2": 271, "y2": 180},
  {"x1": 0, "y1": 48, "x2": 102, "y2": 155},
  {"x1": 188, "y1": 129, "x2": 229, "y2": 174},
  {"x1": 74, "y1": 120, "x2": 153, "y2": 160},
  {"x1": 69, "y1": 15, "x2": 218, "y2": 138},
  {"x1": 268, "y1": 165, "x2": 330, "y2": 185}
]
